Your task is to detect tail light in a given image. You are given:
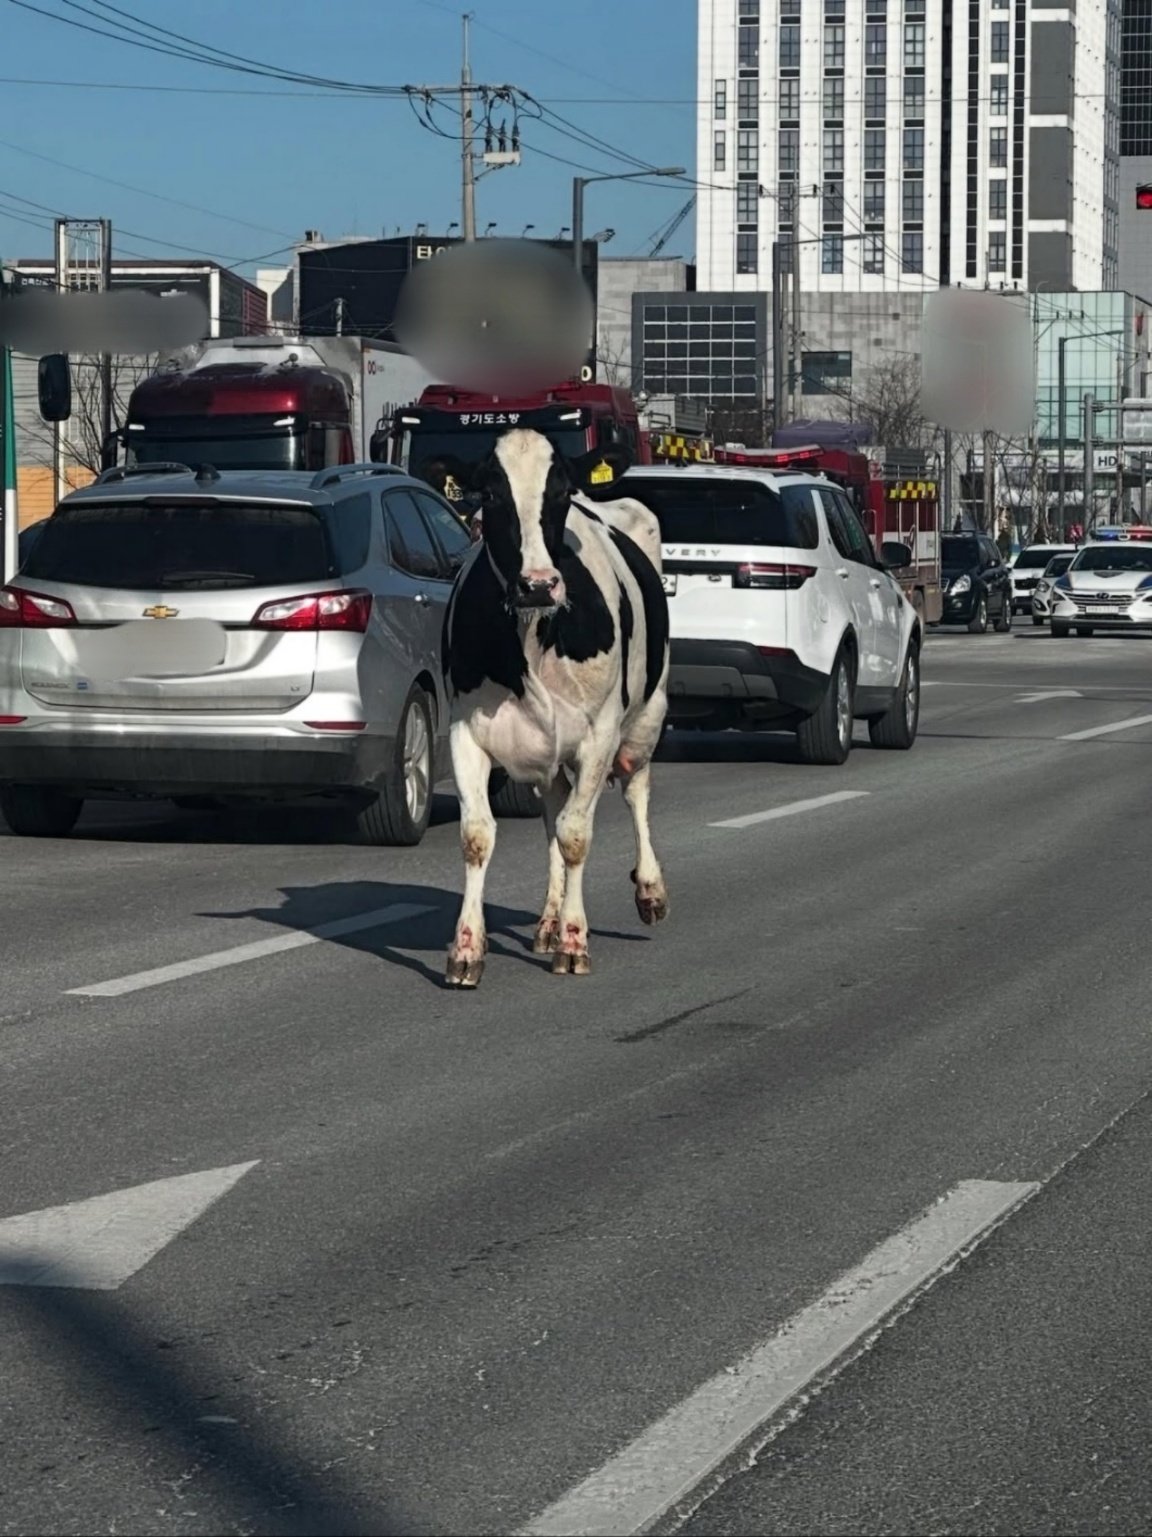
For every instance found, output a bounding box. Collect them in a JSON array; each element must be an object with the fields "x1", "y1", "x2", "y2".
[
  {"x1": 251, "y1": 589, "x2": 373, "y2": 632},
  {"x1": 734, "y1": 563, "x2": 817, "y2": 591},
  {"x1": 0, "y1": 586, "x2": 78, "y2": 628}
]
